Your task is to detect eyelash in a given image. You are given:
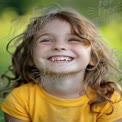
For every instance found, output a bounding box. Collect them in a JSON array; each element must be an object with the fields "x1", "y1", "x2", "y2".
[
  {"x1": 68, "y1": 38, "x2": 90, "y2": 46},
  {"x1": 68, "y1": 38, "x2": 81, "y2": 42},
  {"x1": 39, "y1": 39, "x2": 52, "y2": 43},
  {"x1": 39, "y1": 39, "x2": 80, "y2": 44},
  {"x1": 38, "y1": 37, "x2": 83, "y2": 44}
]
